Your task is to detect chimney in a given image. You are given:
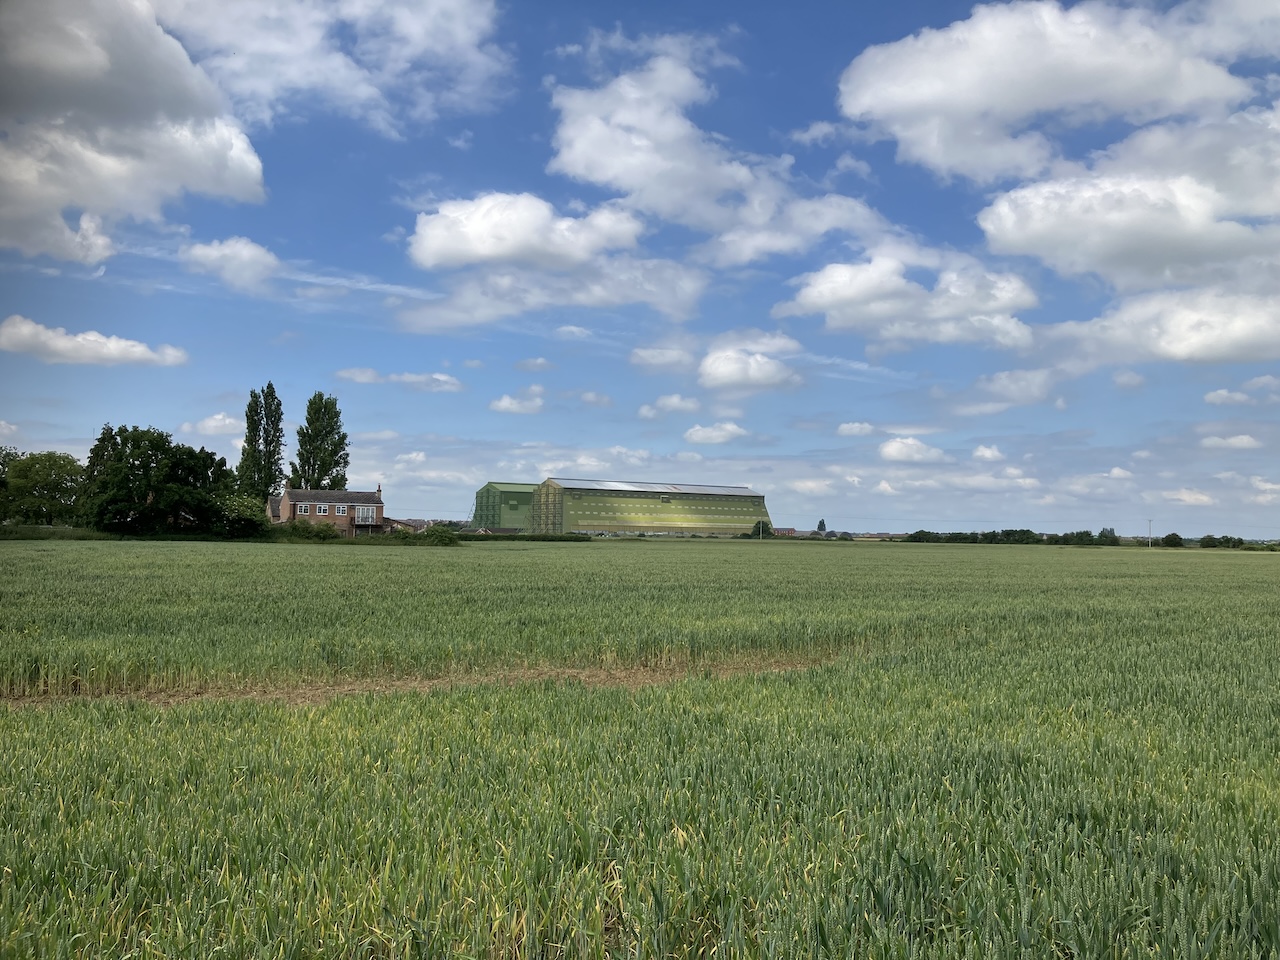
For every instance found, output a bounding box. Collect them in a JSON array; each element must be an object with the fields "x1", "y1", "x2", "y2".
[{"x1": 376, "y1": 483, "x2": 382, "y2": 497}]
